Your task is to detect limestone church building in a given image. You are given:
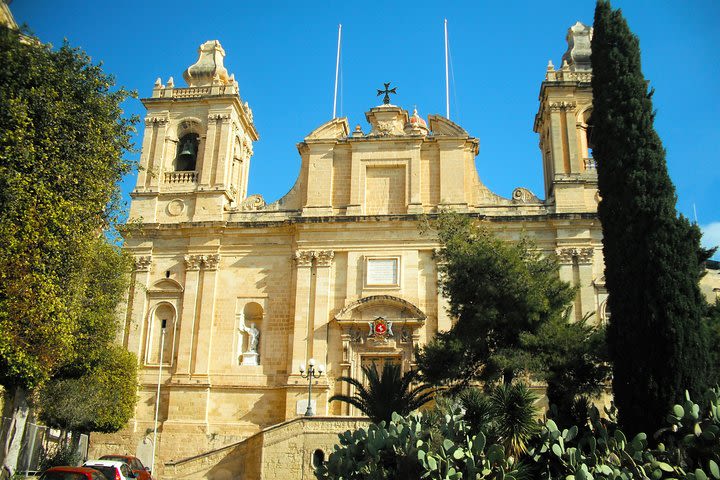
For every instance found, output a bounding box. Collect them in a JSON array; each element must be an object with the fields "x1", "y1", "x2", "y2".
[{"x1": 94, "y1": 23, "x2": 608, "y2": 479}]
